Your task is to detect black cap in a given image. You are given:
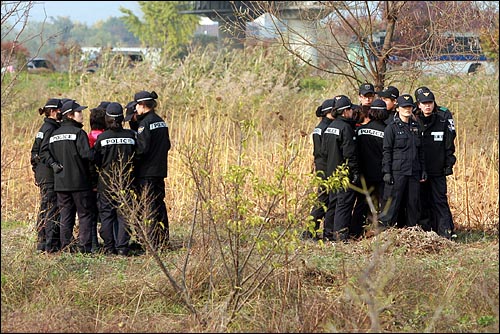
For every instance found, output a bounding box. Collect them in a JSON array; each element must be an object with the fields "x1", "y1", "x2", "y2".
[
  {"x1": 334, "y1": 95, "x2": 352, "y2": 111},
  {"x1": 134, "y1": 90, "x2": 158, "y2": 102},
  {"x1": 60, "y1": 98, "x2": 73, "y2": 105},
  {"x1": 61, "y1": 100, "x2": 88, "y2": 115},
  {"x1": 44, "y1": 98, "x2": 62, "y2": 109},
  {"x1": 396, "y1": 94, "x2": 415, "y2": 108},
  {"x1": 96, "y1": 101, "x2": 110, "y2": 110},
  {"x1": 416, "y1": 90, "x2": 435, "y2": 103},
  {"x1": 321, "y1": 98, "x2": 335, "y2": 114},
  {"x1": 377, "y1": 86, "x2": 399, "y2": 99},
  {"x1": 105, "y1": 102, "x2": 123, "y2": 117},
  {"x1": 124, "y1": 101, "x2": 137, "y2": 122},
  {"x1": 359, "y1": 83, "x2": 375, "y2": 95},
  {"x1": 370, "y1": 99, "x2": 387, "y2": 111},
  {"x1": 414, "y1": 86, "x2": 431, "y2": 100}
]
